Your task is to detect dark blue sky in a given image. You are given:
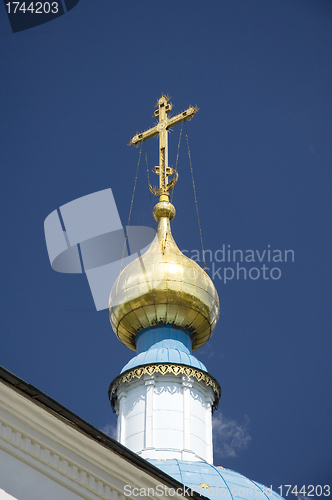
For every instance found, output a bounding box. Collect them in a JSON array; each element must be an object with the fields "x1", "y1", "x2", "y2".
[{"x1": 1, "y1": 0, "x2": 331, "y2": 493}]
